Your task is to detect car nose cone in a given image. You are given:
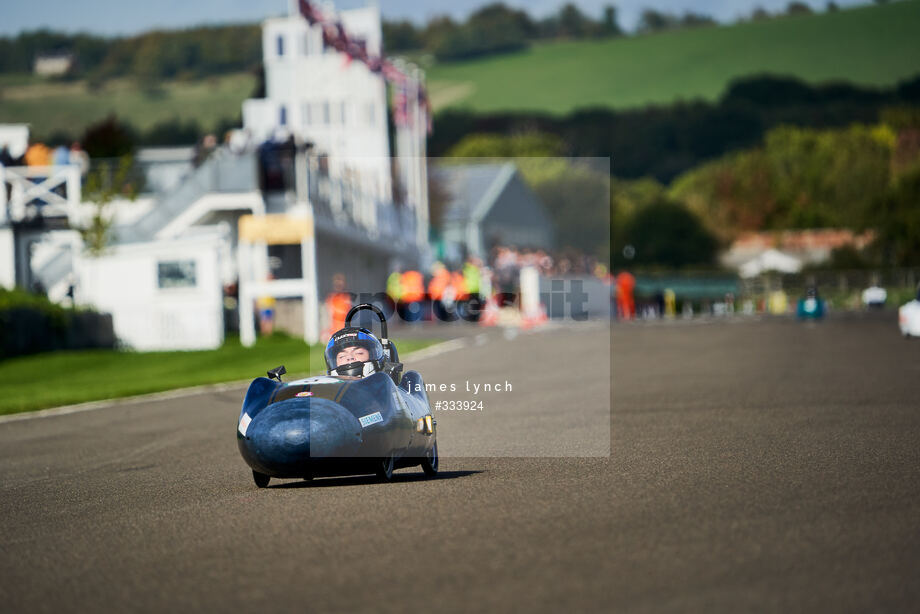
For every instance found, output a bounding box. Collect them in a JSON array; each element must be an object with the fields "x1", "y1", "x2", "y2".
[{"x1": 241, "y1": 397, "x2": 362, "y2": 476}]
